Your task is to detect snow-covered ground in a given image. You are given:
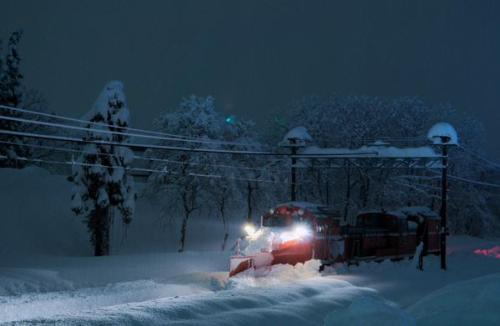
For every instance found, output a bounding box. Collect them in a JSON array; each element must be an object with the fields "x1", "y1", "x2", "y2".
[
  {"x1": 1, "y1": 168, "x2": 500, "y2": 325},
  {"x1": 1, "y1": 236, "x2": 499, "y2": 325}
]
